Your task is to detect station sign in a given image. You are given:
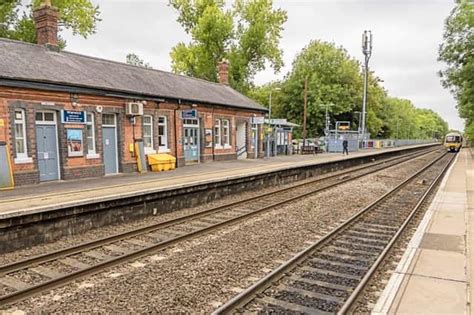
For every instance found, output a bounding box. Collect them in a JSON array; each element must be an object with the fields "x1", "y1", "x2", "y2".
[
  {"x1": 61, "y1": 110, "x2": 86, "y2": 124},
  {"x1": 181, "y1": 109, "x2": 198, "y2": 119},
  {"x1": 269, "y1": 119, "x2": 287, "y2": 125},
  {"x1": 251, "y1": 116, "x2": 264, "y2": 125},
  {"x1": 336, "y1": 121, "x2": 350, "y2": 131}
]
